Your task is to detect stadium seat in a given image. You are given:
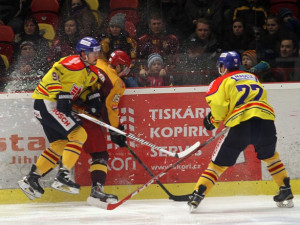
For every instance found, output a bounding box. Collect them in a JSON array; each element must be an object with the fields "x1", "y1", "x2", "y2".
[
  {"x1": 30, "y1": 0, "x2": 60, "y2": 13},
  {"x1": 38, "y1": 23, "x2": 56, "y2": 46},
  {"x1": 269, "y1": 0, "x2": 299, "y2": 19},
  {"x1": 125, "y1": 21, "x2": 136, "y2": 39},
  {"x1": 86, "y1": 0, "x2": 99, "y2": 10},
  {"x1": 0, "y1": 25, "x2": 15, "y2": 64},
  {"x1": 31, "y1": 12, "x2": 59, "y2": 31},
  {"x1": 0, "y1": 54, "x2": 9, "y2": 71},
  {"x1": 0, "y1": 43, "x2": 14, "y2": 64},
  {"x1": 0, "y1": 25, "x2": 14, "y2": 42},
  {"x1": 108, "y1": 0, "x2": 139, "y2": 26}
]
